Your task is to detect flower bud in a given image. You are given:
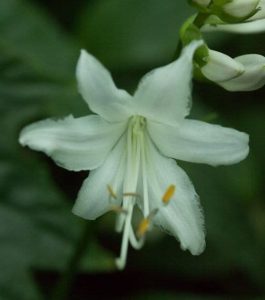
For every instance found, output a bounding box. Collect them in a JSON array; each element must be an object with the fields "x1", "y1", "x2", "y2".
[
  {"x1": 218, "y1": 54, "x2": 265, "y2": 91},
  {"x1": 201, "y1": 50, "x2": 244, "y2": 82},
  {"x1": 202, "y1": 0, "x2": 265, "y2": 33},
  {"x1": 222, "y1": 0, "x2": 260, "y2": 19}
]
